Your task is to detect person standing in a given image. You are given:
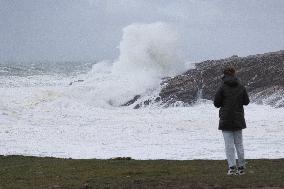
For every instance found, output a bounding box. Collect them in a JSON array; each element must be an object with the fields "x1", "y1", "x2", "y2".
[{"x1": 214, "y1": 66, "x2": 250, "y2": 175}]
